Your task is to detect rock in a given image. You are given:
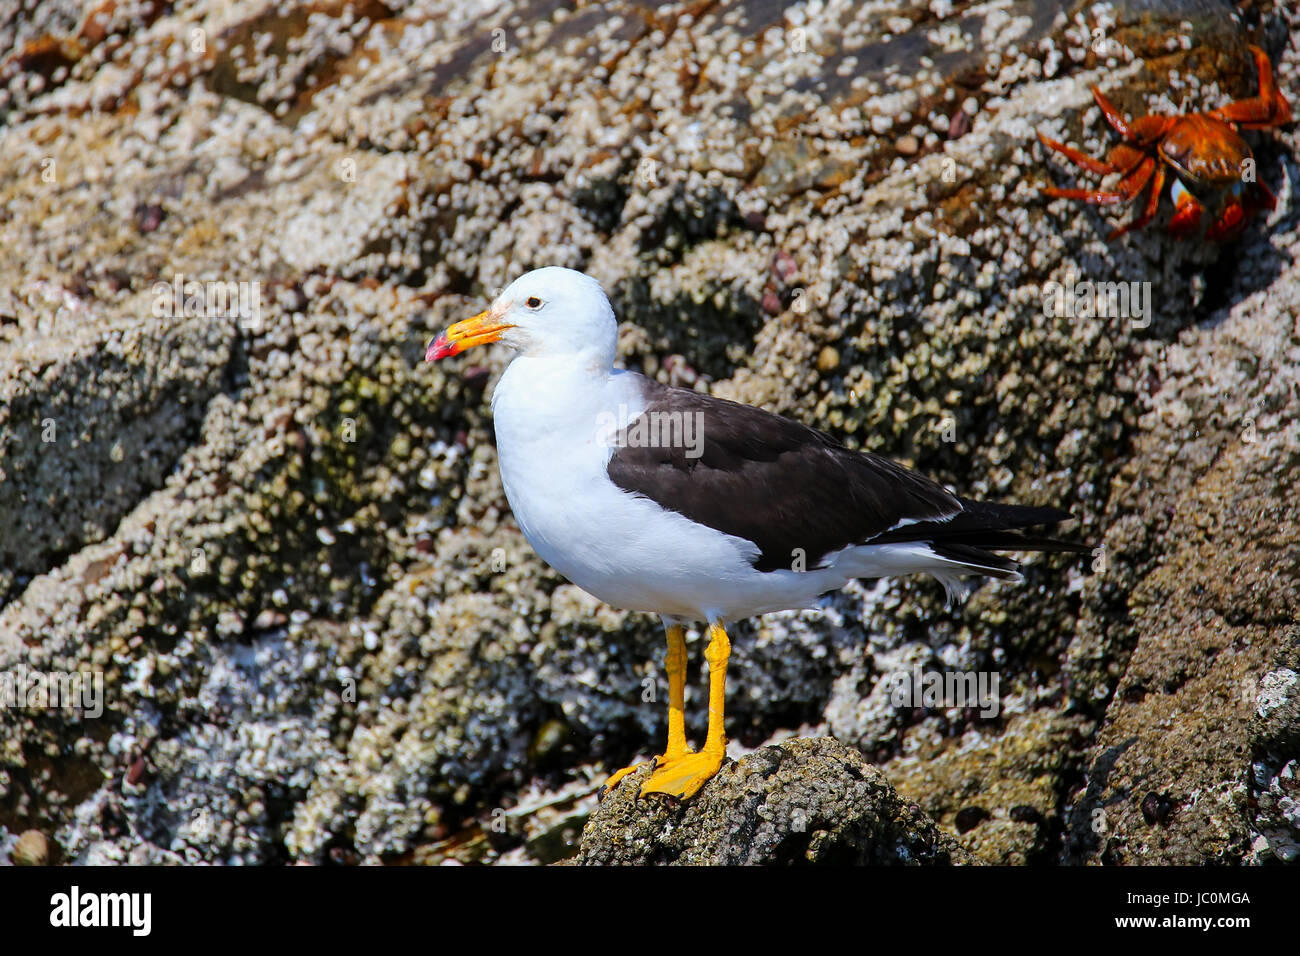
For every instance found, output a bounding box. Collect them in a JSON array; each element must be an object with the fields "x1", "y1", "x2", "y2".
[
  {"x1": 1248, "y1": 627, "x2": 1300, "y2": 864},
  {"x1": 575, "y1": 738, "x2": 973, "y2": 865},
  {"x1": 0, "y1": 0, "x2": 1295, "y2": 867},
  {"x1": 886, "y1": 711, "x2": 1090, "y2": 865},
  {"x1": 1063, "y1": 279, "x2": 1300, "y2": 864},
  {"x1": 0, "y1": 308, "x2": 234, "y2": 598}
]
